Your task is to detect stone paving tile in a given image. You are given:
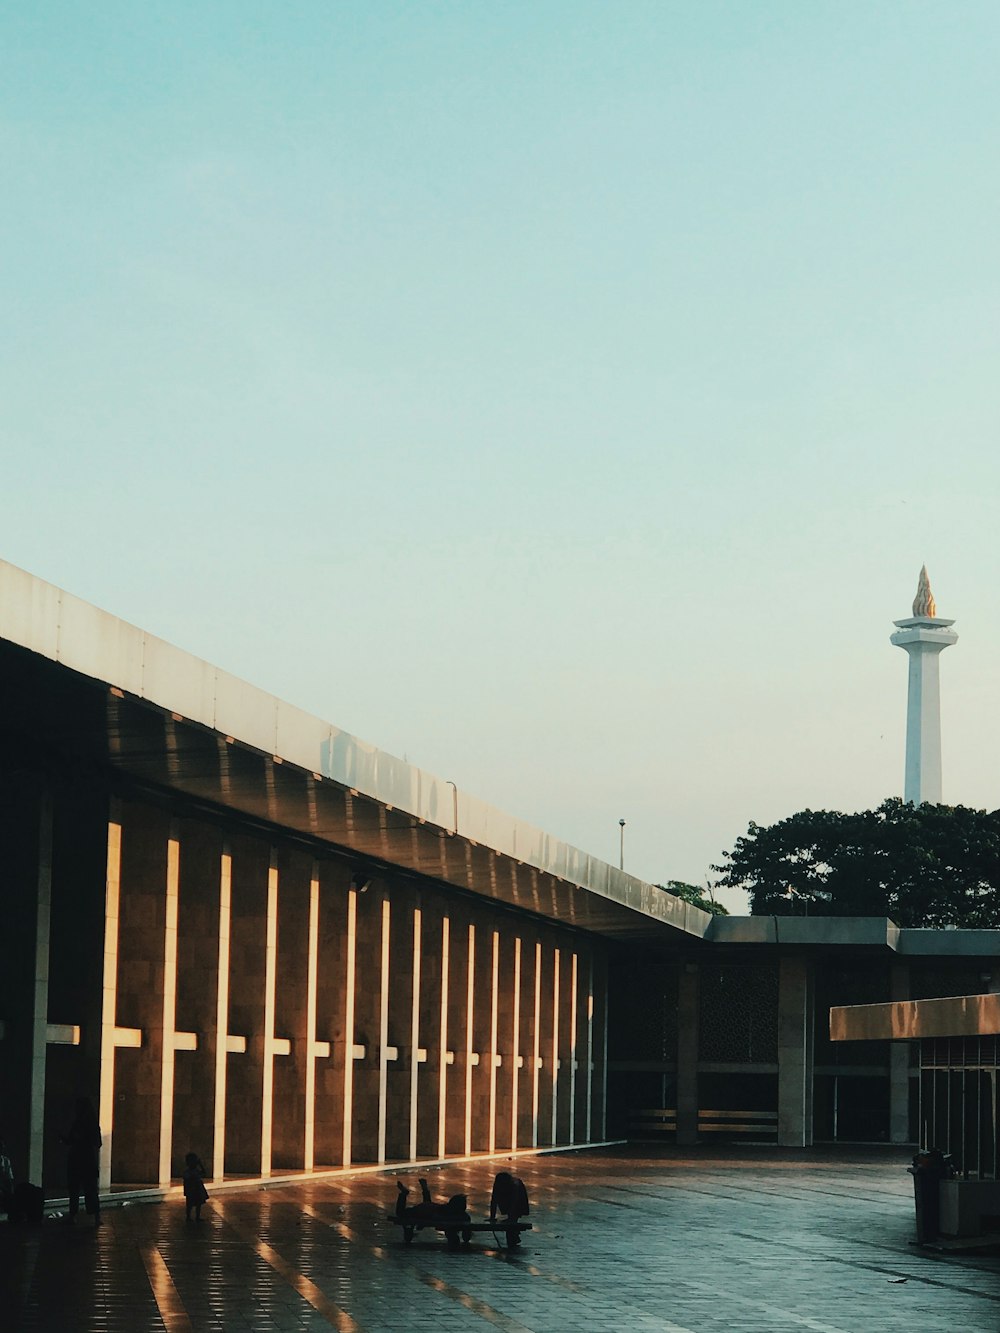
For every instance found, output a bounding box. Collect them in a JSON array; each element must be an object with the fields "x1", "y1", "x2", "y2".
[{"x1": 2, "y1": 1147, "x2": 999, "y2": 1330}]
